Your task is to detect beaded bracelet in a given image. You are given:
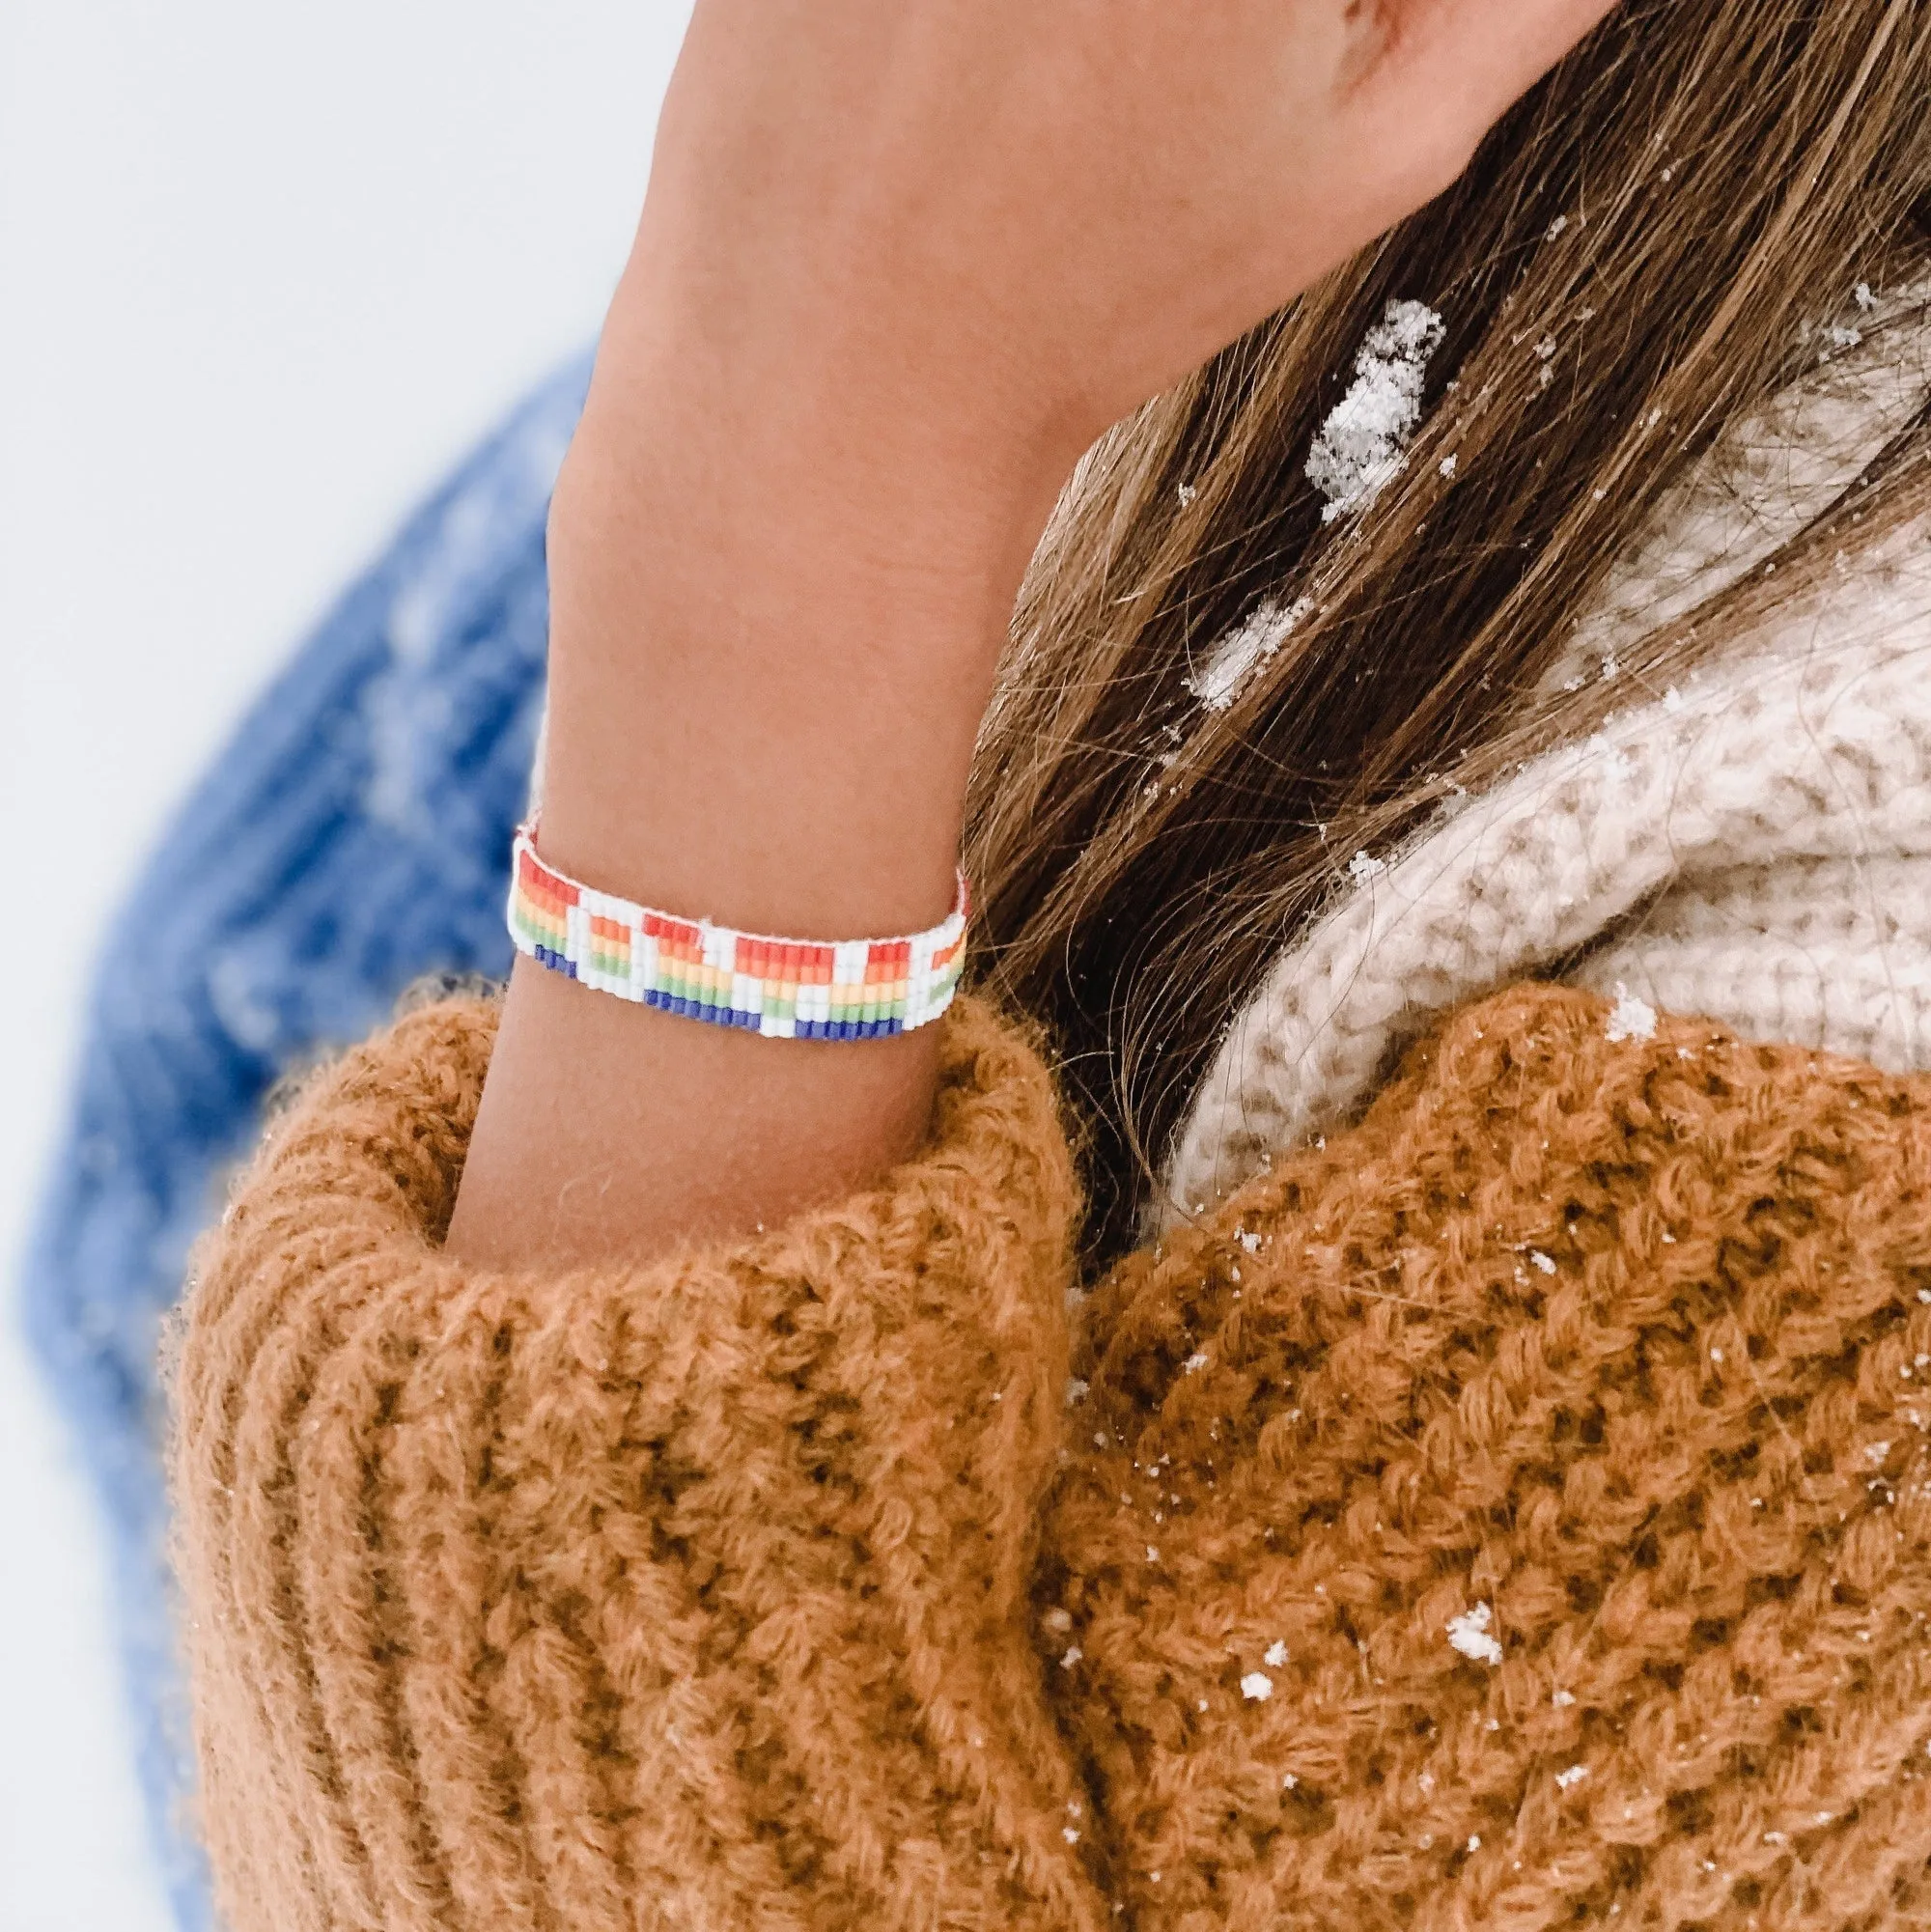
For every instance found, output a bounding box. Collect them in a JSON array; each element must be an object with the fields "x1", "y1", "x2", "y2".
[{"x1": 506, "y1": 823, "x2": 968, "y2": 1039}]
